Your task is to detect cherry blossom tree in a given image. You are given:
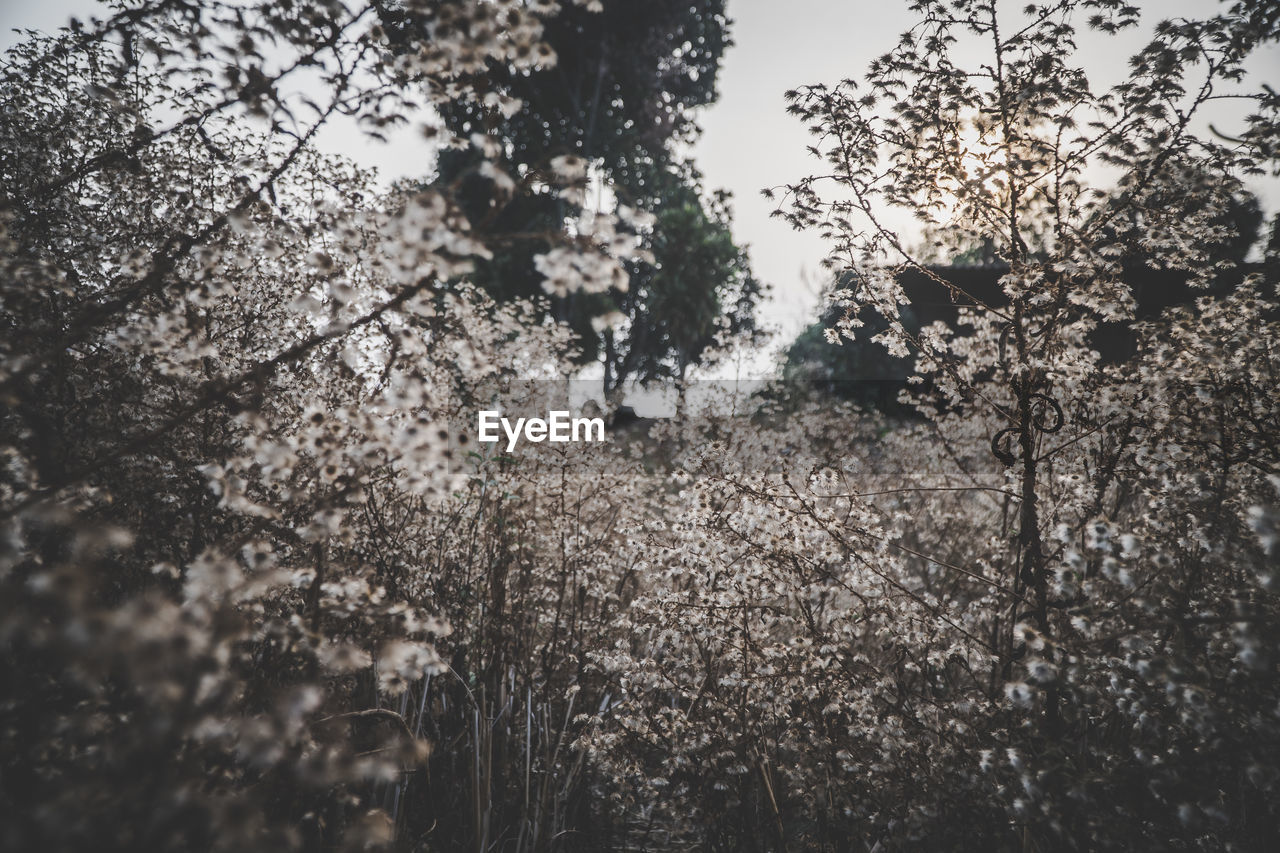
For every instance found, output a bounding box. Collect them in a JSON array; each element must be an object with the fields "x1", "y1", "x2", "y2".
[
  {"x1": 580, "y1": 1, "x2": 1280, "y2": 849},
  {"x1": 1, "y1": 2, "x2": 650, "y2": 849},
  {"x1": 2, "y1": 1, "x2": 1278, "y2": 851}
]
